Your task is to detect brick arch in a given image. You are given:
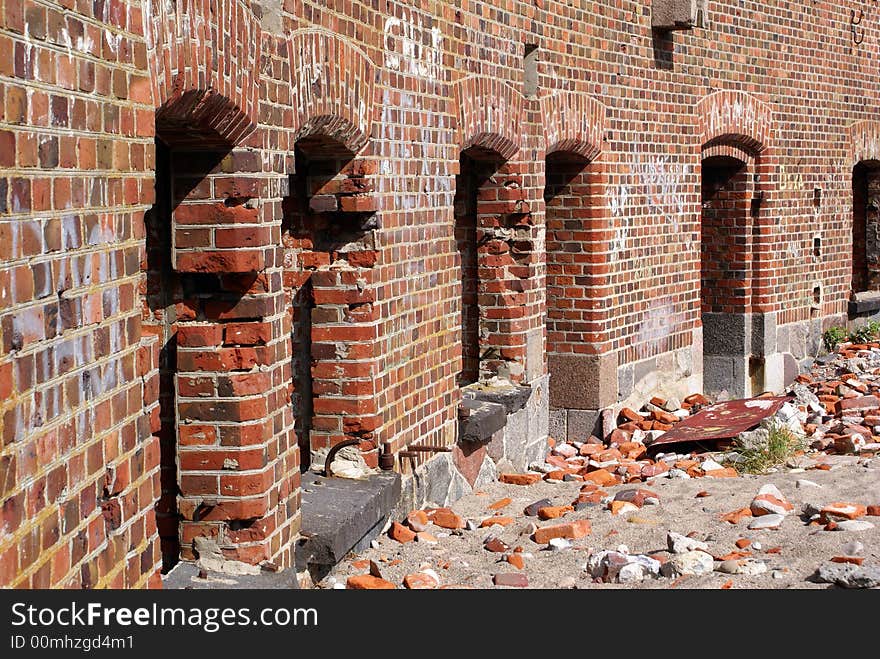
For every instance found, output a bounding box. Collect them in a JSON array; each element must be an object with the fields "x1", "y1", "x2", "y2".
[
  {"x1": 848, "y1": 120, "x2": 880, "y2": 166},
  {"x1": 454, "y1": 76, "x2": 523, "y2": 159},
  {"x1": 696, "y1": 90, "x2": 773, "y2": 154},
  {"x1": 540, "y1": 91, "x2": 607, "y2": 160},
  {"x1": 146, "y1": 0, "x2": 261, "y2": 145},
  {"x1": 285, "y1": 30, "x2": 376, "y2": 154}
]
